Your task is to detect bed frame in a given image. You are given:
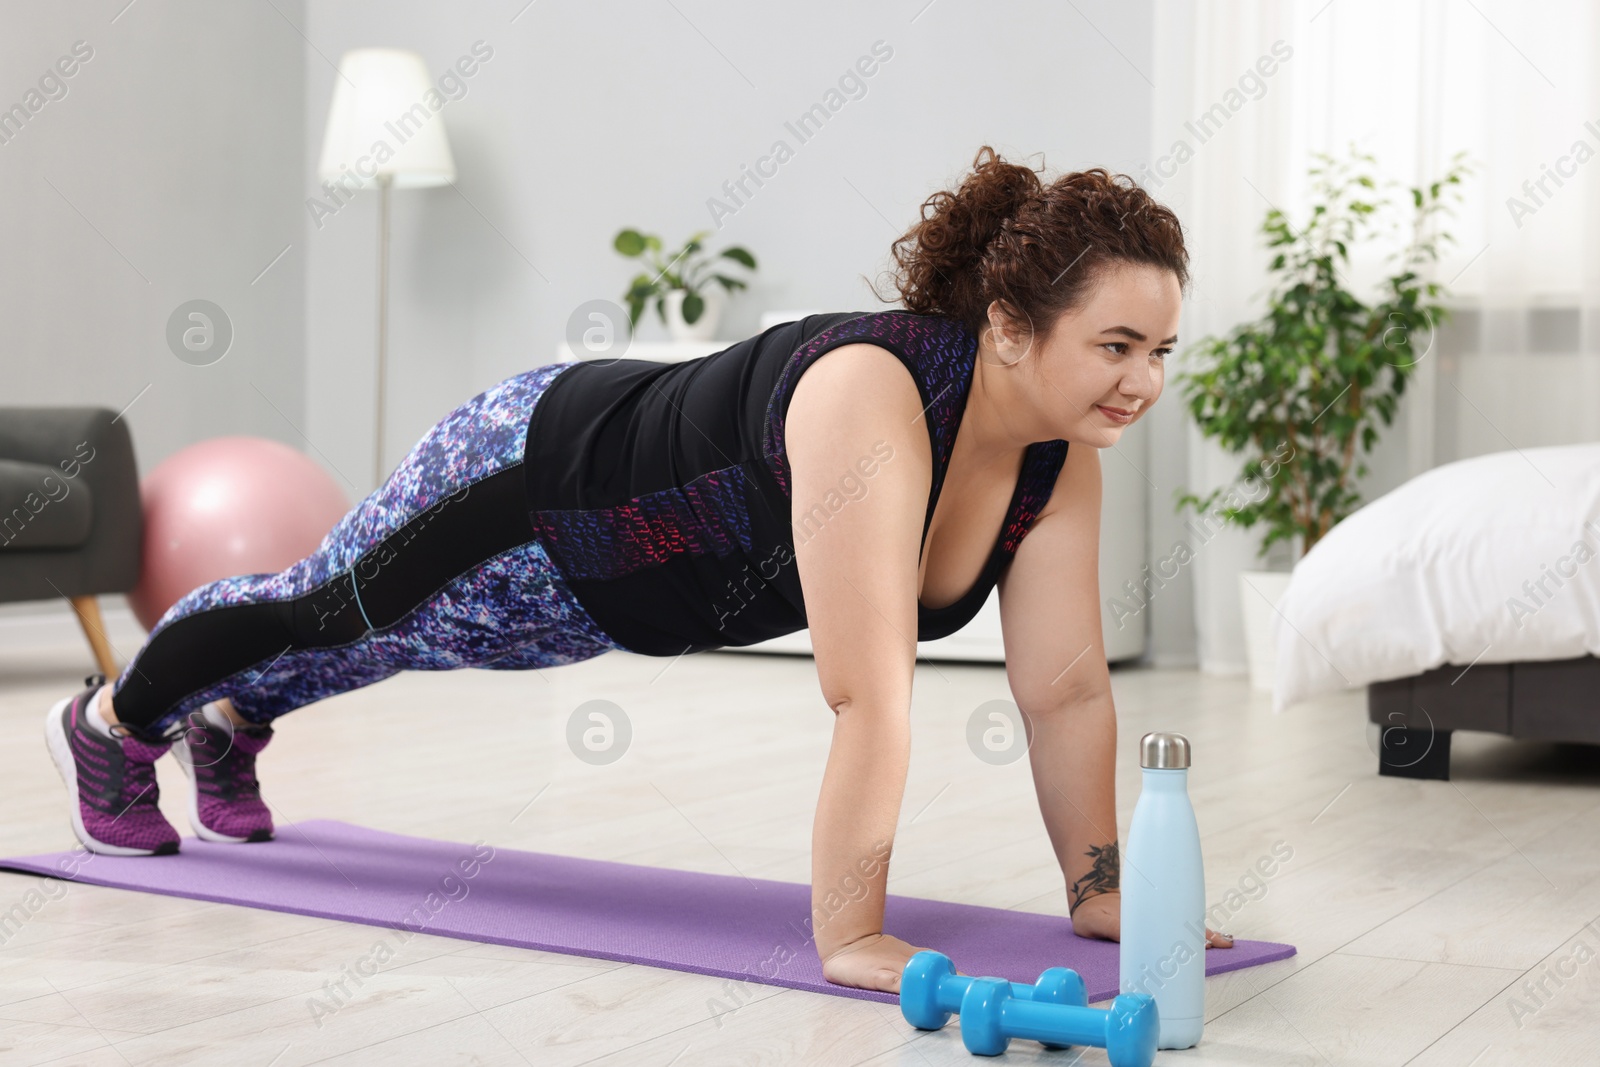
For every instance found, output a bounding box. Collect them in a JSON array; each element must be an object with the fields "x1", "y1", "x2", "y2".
[{"x1": 1367, "y1": 654, "x2": 1600, "y2": 779}]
